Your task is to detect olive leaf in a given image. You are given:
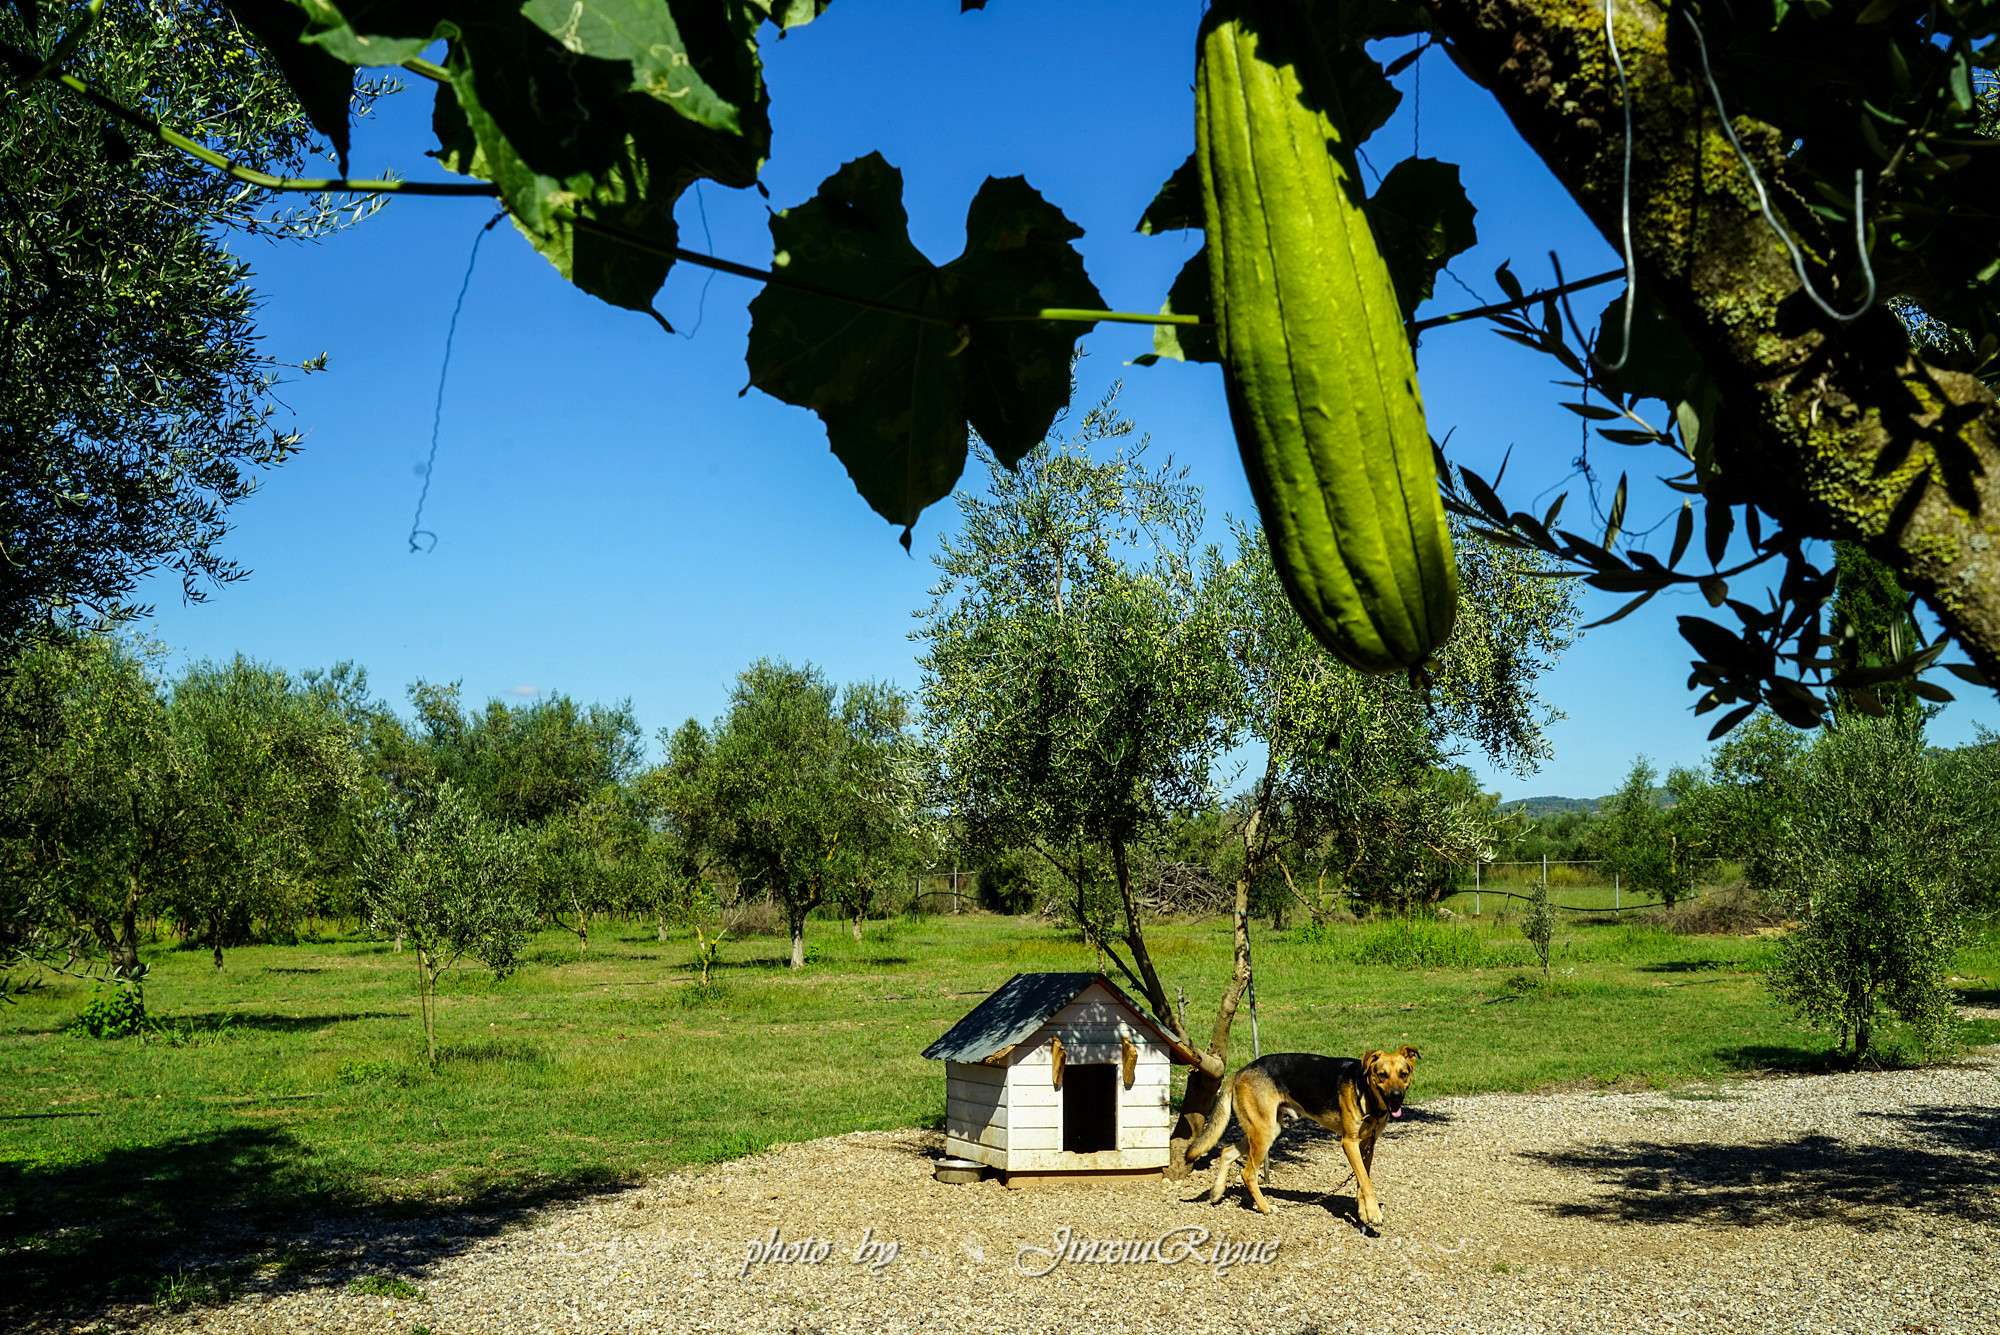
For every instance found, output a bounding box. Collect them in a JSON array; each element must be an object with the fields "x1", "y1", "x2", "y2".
[{"x1": 745, "y1": 153, "x2": 1102, "y2": 541}]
